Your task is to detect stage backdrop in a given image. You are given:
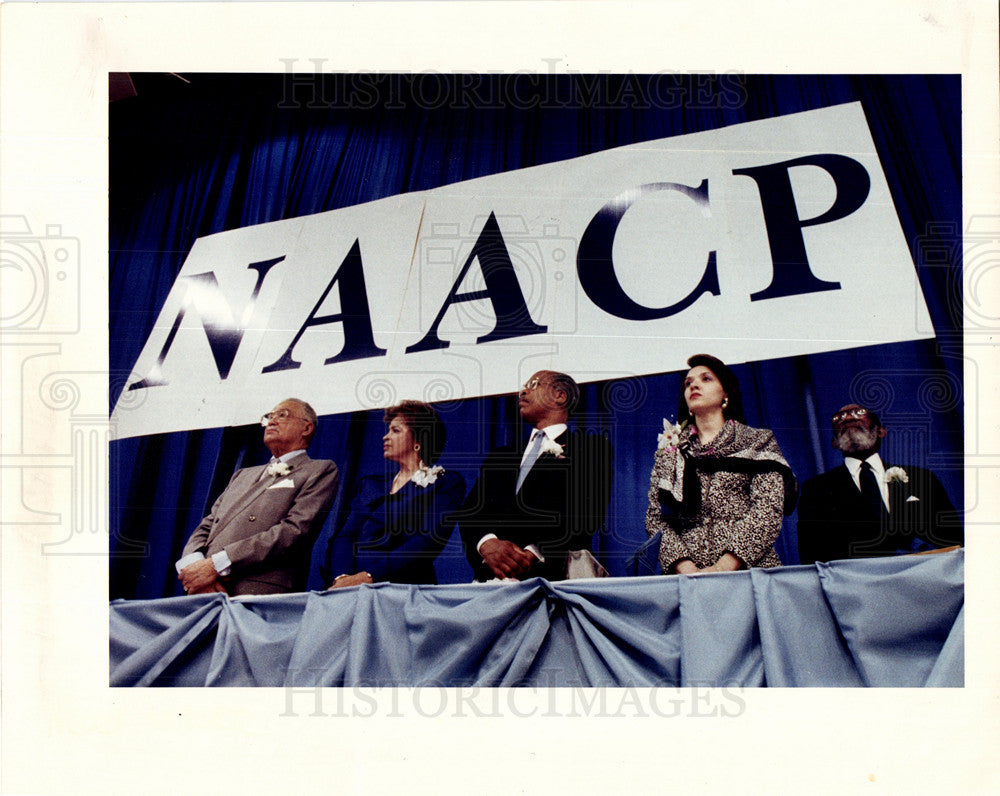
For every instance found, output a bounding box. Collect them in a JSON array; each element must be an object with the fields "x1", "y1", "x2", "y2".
[
  {"x1": 110, "y1": 74, "x2": 963, "y2": 598},
  {"x1": 112, "y1": 102, "x2": 932, "y2": 438}
]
